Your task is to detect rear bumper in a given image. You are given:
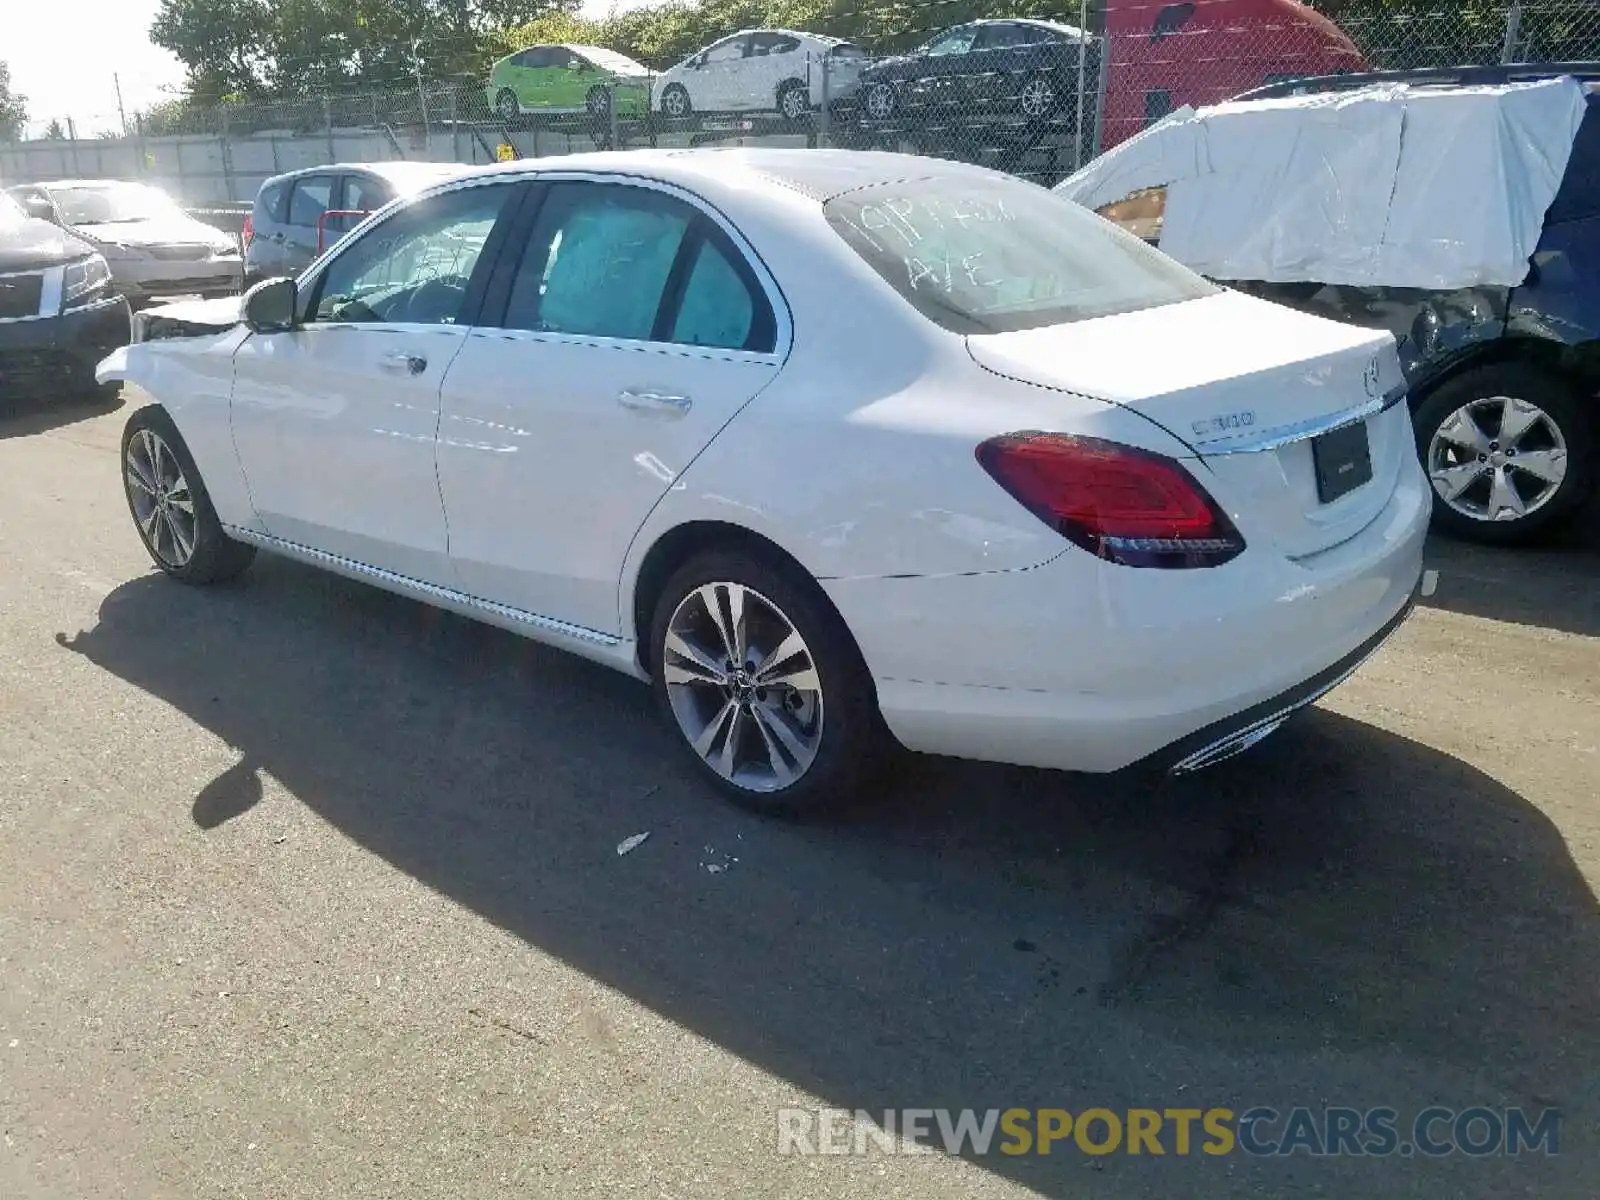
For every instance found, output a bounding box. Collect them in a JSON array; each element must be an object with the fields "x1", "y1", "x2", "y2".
[
  {"x1": 1154, "y1": 596, "x2": 1415, "y2": 775},
  {"x1": 0, "y1": 296, "x2": 132, "y2": 397},
  {"x1": 824, "y1": 451, "x2": 1430, "y2": 774}
]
